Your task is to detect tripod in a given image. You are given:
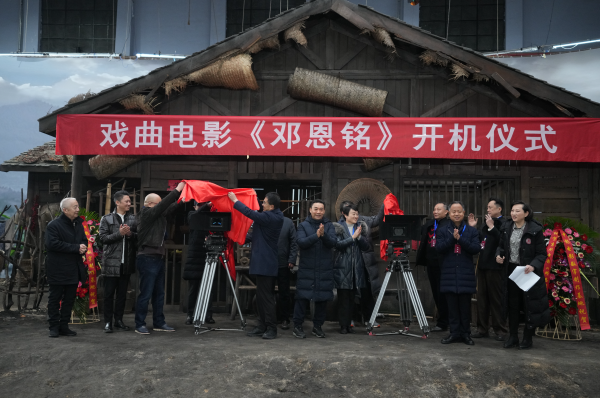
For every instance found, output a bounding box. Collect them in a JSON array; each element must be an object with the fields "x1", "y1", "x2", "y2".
[
  {"x1": 193, "y1": 234, "x2": 246, "y2": 335},
  {"x1": 367, "y1": 242, "x2": 430, "y2": 338}
]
